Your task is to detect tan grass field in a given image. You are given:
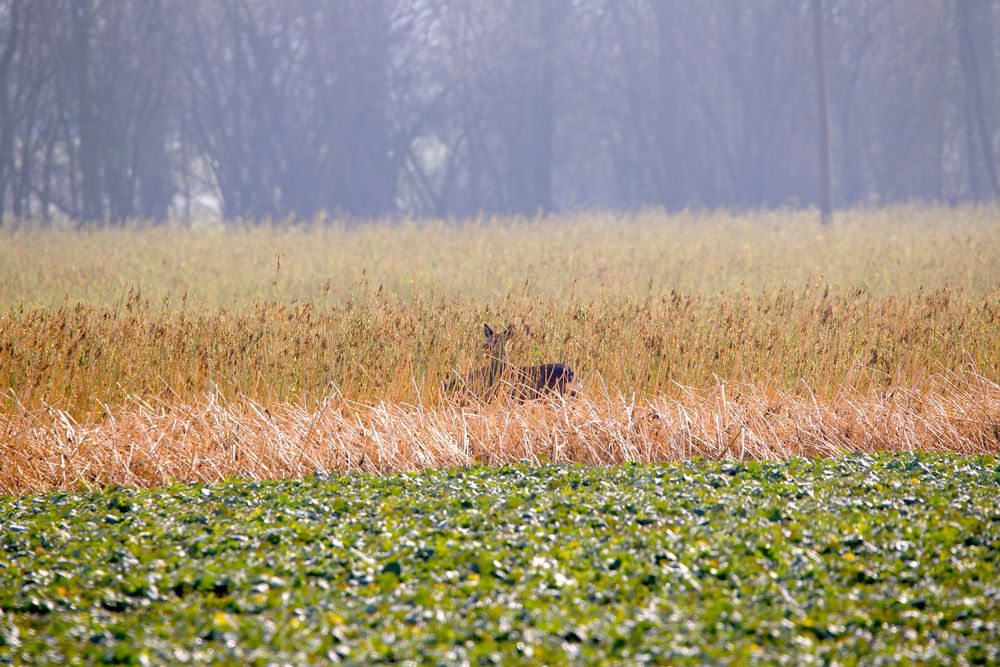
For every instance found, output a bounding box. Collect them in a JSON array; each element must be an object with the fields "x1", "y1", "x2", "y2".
[
  {"x1": 2, "y1": 369, "x2": 996, "y2": 495},
  {"x1": 3, "y1": 205, "x2": 999, "y2": 308},
  {"x1": 2, "y1": 205, "x2": 998, "y2": 493},
  {"x1": 2, "y1": 287, "x2": 997, "y2": 413}
]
